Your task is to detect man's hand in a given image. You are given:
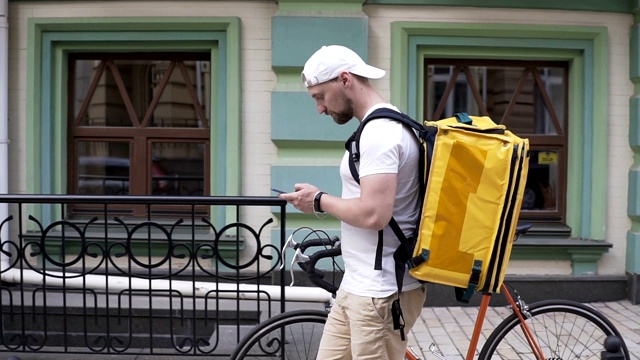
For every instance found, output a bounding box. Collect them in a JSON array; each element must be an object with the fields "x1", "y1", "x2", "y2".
[
  {"x1": 279, "y1": 183, "x2": 320, "y2": 214},
  {"x1": 278, "y1": 173, "x2": 397, "y2": 230}
]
